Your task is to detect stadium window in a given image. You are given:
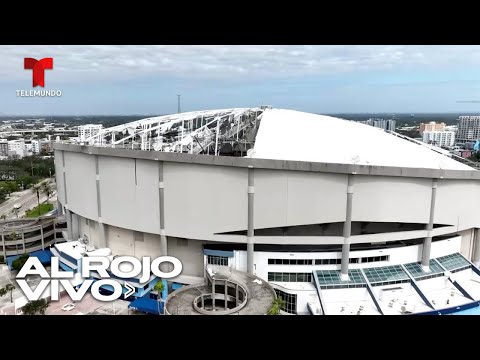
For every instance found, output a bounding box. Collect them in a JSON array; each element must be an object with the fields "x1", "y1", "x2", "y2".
[
  {"x1": 274, "y1": 289, "x2": 297, "y2": 314},
  {"x1": 207, "y1": 255, "x2": 228, "y2": 266}
]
